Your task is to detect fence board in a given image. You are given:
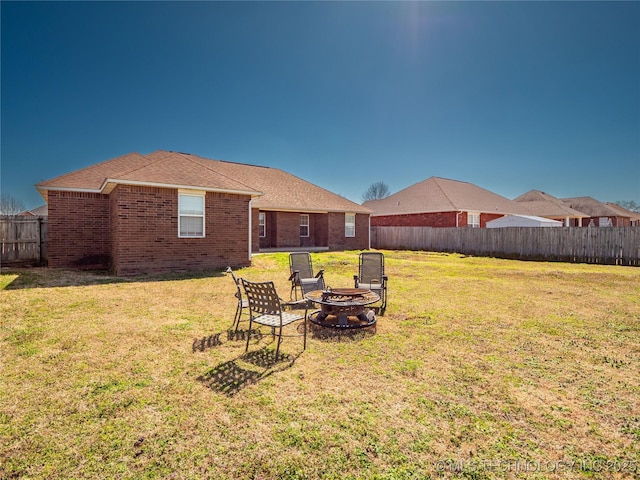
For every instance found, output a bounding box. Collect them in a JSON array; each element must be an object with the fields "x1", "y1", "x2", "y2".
[
  {"x1": 1, "y1": 216, "x2": 48, "y2": 266},
  {"x1": 372, "y1": 226, "x2": 640, "y2": 266}
]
